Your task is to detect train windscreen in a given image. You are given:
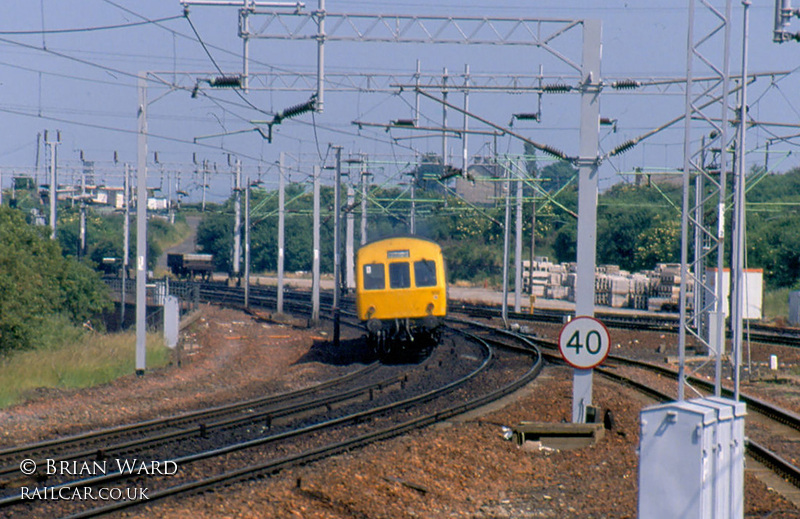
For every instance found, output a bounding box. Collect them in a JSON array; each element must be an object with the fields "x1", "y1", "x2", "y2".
[
  {"x1": 389, "y1": 262, "x2": 411, "y2": 289},
  {"x1": 414, "y1": 260, "x2": 437, "y2": 287},
  {"x1": 363, "y1": 264, "x2": 385, "y2": 290}
]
